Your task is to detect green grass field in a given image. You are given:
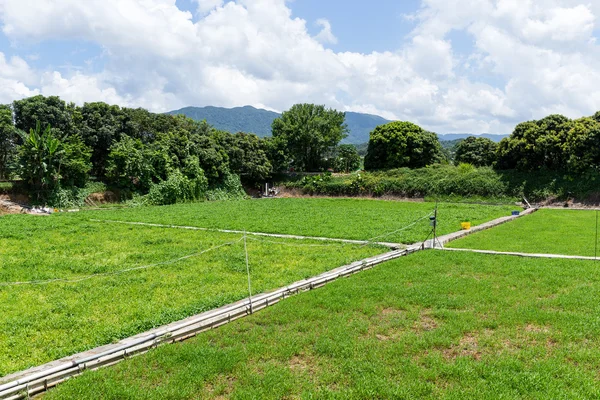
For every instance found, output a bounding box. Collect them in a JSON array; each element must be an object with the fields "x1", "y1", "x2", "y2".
[
  {"x1": 45, "y1": 251, "x2": 600, "y2": 399},
  {"x1": 0, "y1": 215, "x2": 384, "y2": 377},
  {"x1": 81, "y1": 198, "x2": 517, "y2": 244},
  {"x1": 448, "y1": 209, "x2": 600, "y2": 257}
]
